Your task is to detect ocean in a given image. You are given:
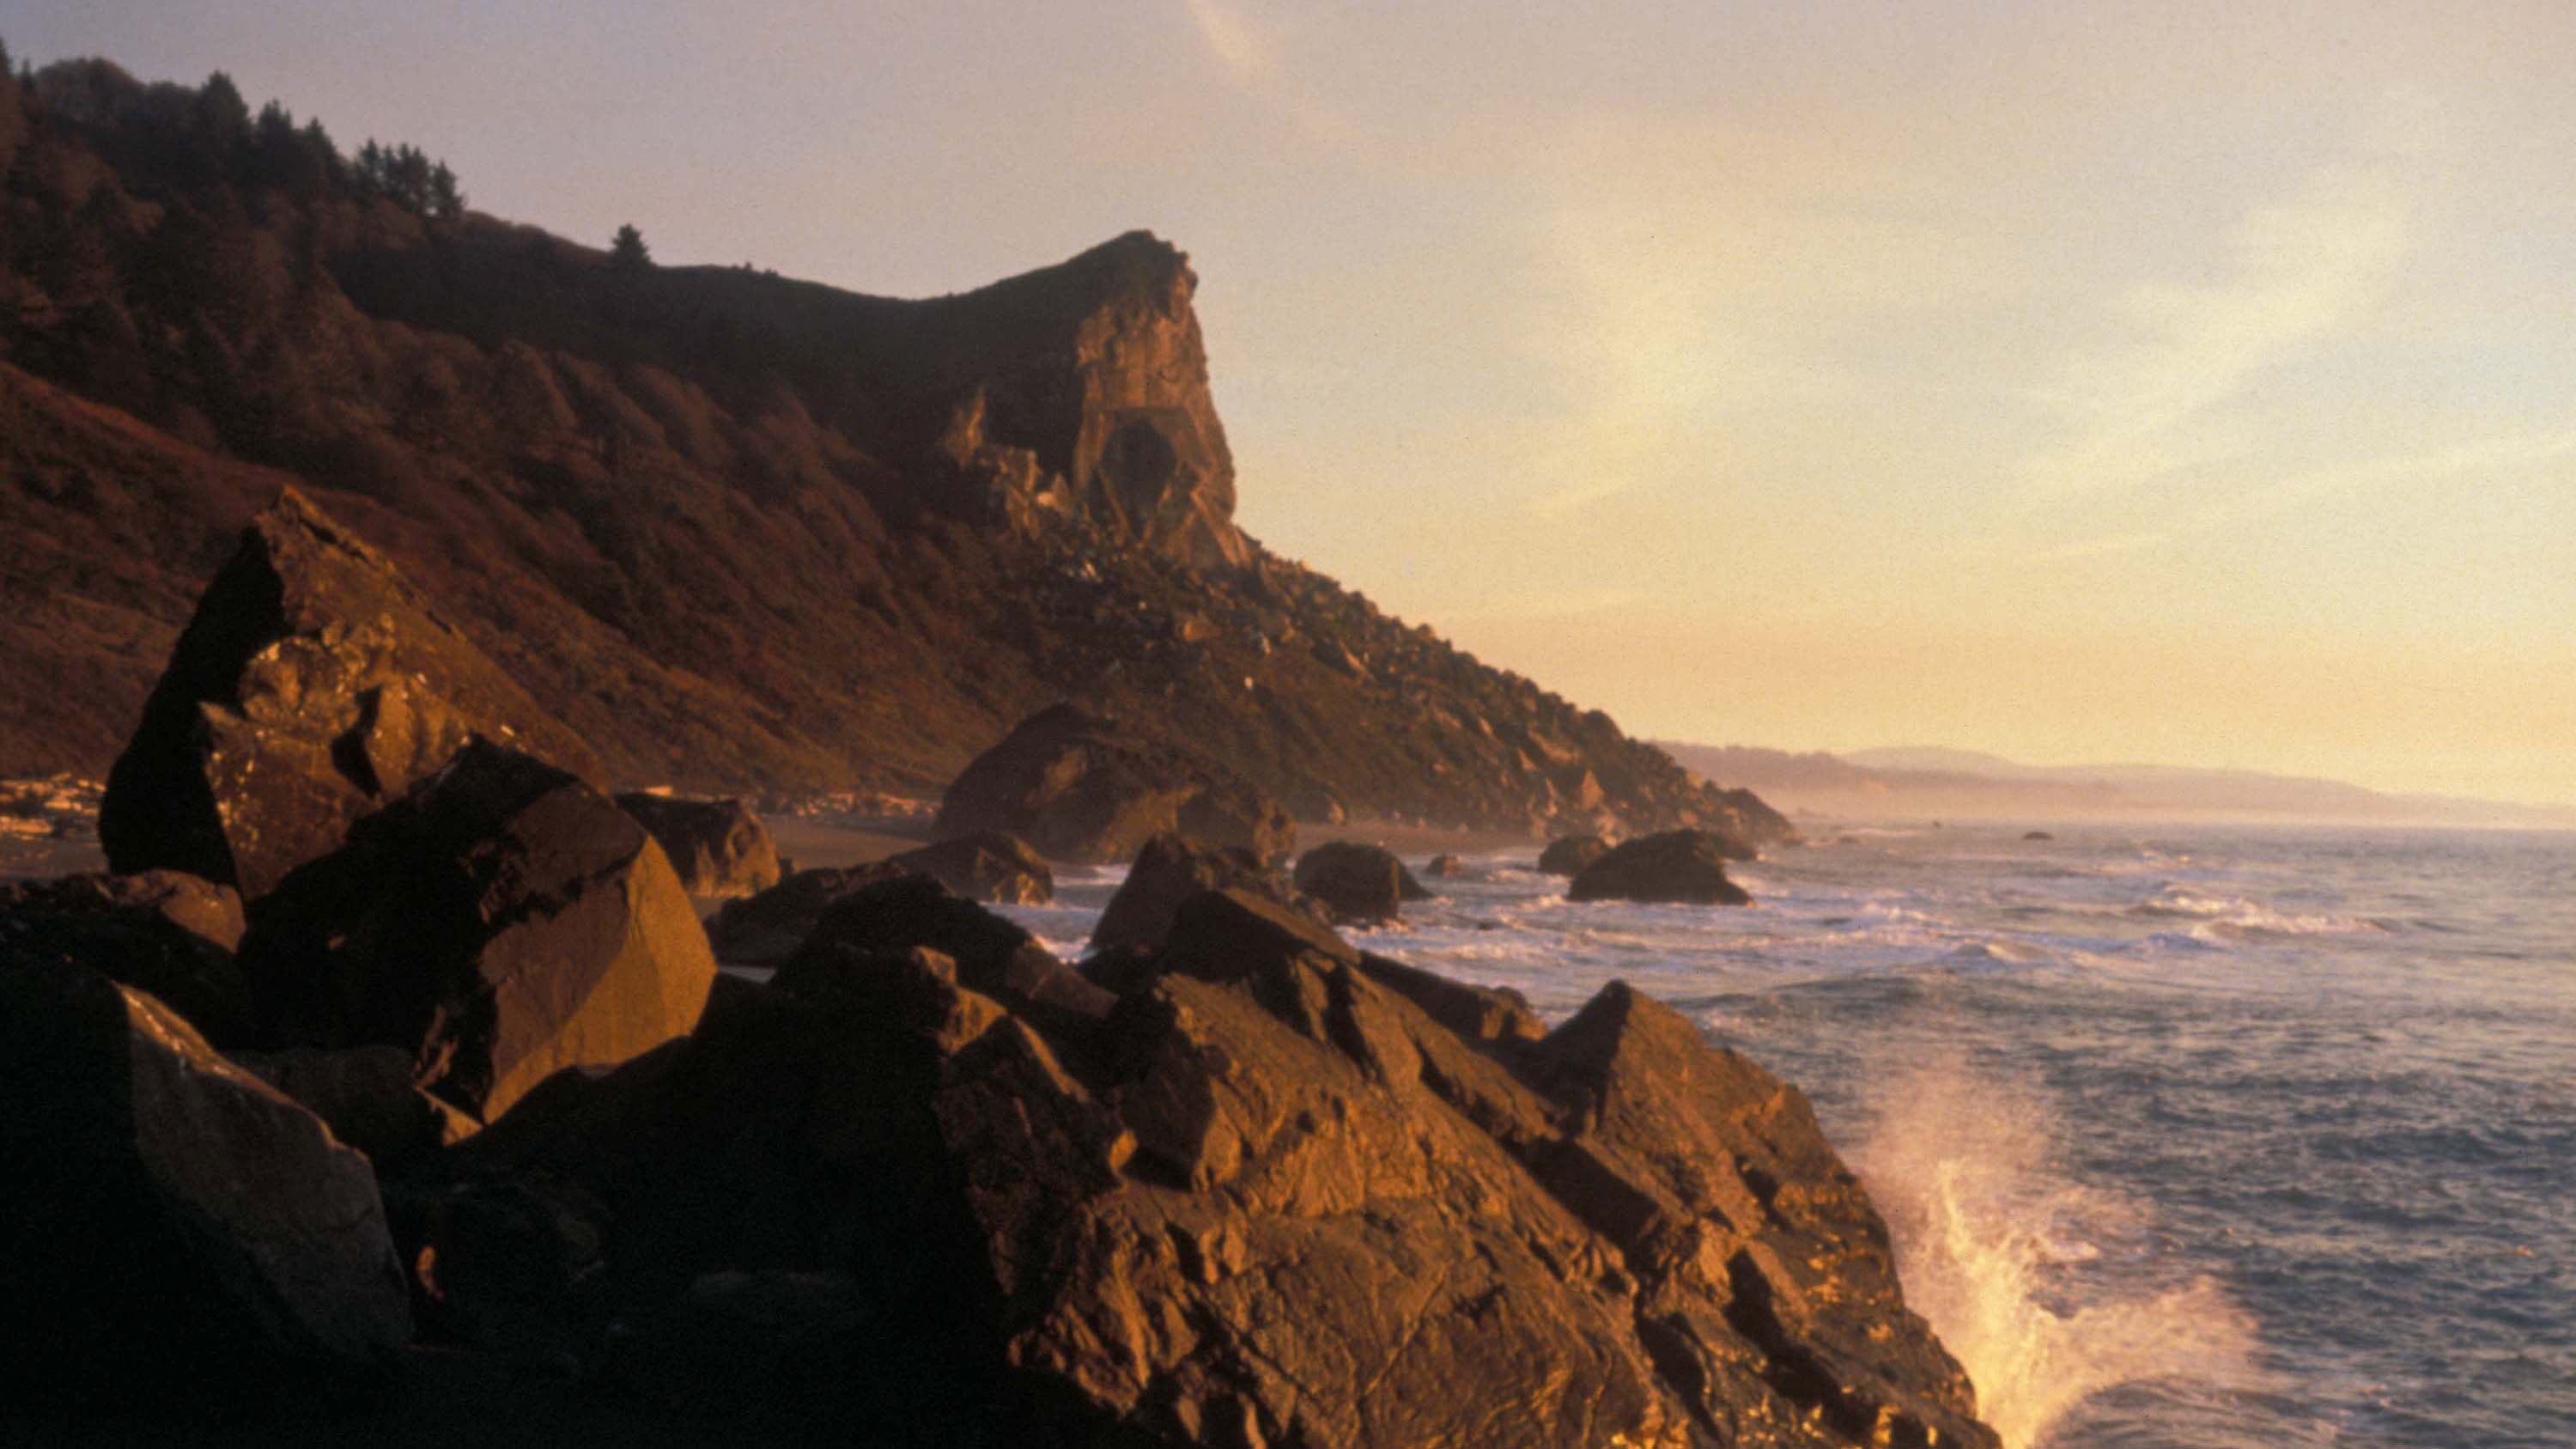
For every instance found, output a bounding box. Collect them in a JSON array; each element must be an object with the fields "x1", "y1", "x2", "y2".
[{"x1": 1002, "y1": 821, "x2": 2576, "y2": 1449}]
